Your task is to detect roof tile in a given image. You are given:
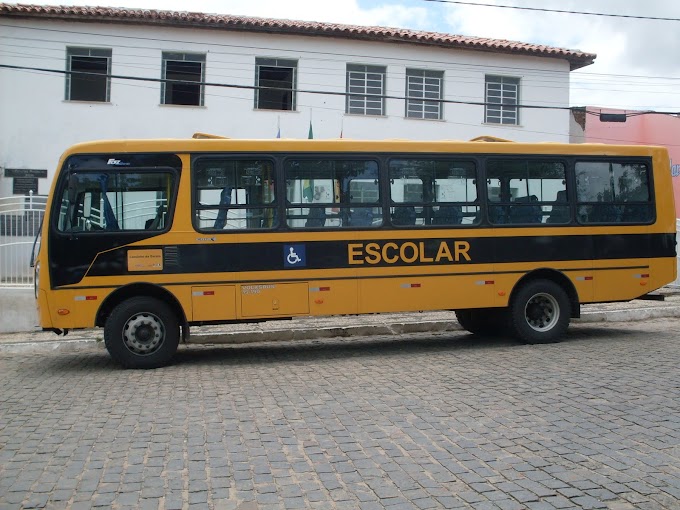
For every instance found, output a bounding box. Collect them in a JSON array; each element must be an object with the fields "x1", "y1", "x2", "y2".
[{"x1": 0, "y1": 3, "x2": 596, "y2": 69}]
